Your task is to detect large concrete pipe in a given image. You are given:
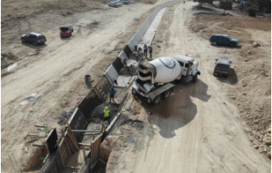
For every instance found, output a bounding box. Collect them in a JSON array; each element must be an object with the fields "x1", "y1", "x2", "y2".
[{"x1": 85, "y1": 75, "x2": 92, "y2": 89}]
